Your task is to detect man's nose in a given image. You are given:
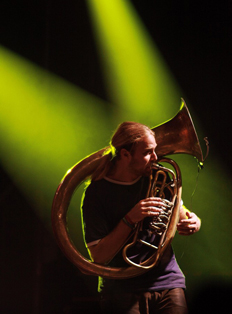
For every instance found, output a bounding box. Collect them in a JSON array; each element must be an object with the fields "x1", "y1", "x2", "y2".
[{"x1": 151, "y1": 151, "x2": 158, "y2": 161}]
